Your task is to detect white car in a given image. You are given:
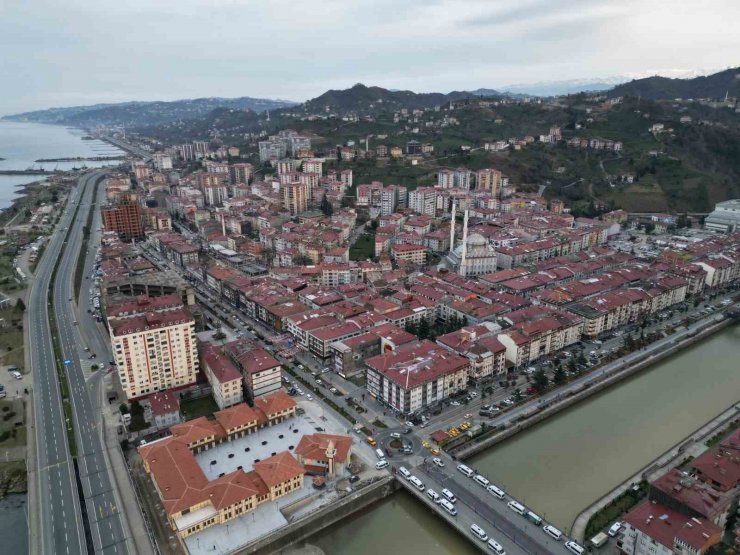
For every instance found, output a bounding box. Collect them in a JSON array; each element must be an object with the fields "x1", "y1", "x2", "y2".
[
  {"x1": 503, "y1": 398, "x2": 515, "y2": 406},
  {"x1": 469, "y1": 391, "x2": 478, "y2": 398},
  {"x1": 450, "y1": 400, "x2": 461, "y2": 407},
  {"x1": 405, "y1": 421, "x2": 414, "y2": 428},
  {"x1": 608, "y1": 521, "x2": 623, "y2": 537},
  {"x1": 306, "y1": 394, "x2": 313, "y2": 401},
  {"x1": 11, "y1": 371, "x2": 22, "y2": 380},
  {"x1": 432, "y1": 457, "x2": 445, "y2": 467},
  {"x1": 390, "y1": 432, "x2": 401, "y2": 439}
]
